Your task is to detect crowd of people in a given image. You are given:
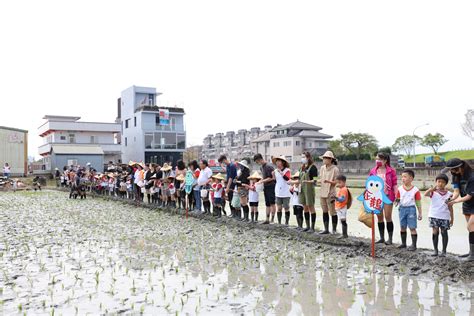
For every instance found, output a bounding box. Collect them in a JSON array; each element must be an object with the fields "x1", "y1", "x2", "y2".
[{"x1": 57, "y1": 152, "x2": 474, "y2": 262}]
